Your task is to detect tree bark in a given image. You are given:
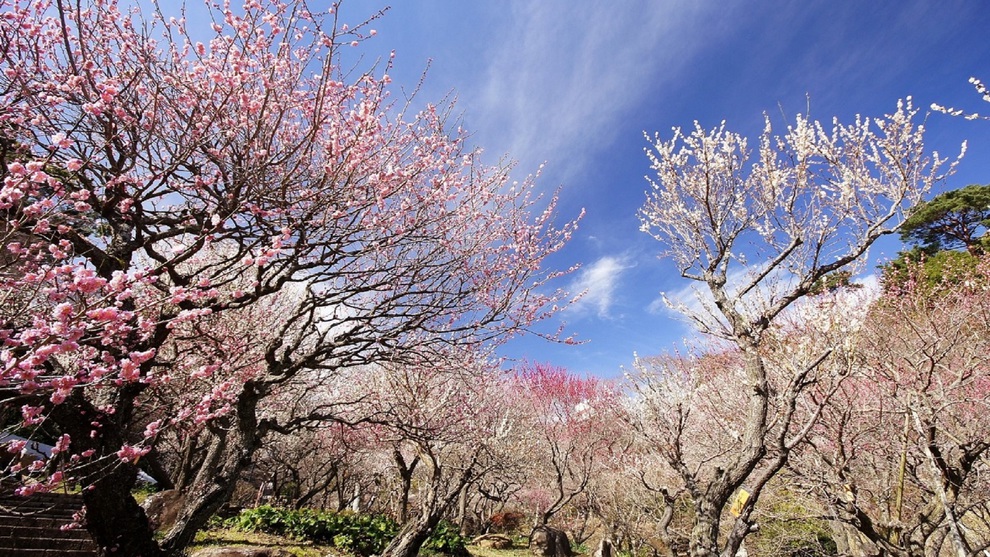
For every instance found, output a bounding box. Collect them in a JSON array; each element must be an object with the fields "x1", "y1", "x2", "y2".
[
  {"x1": 382, "y1": 513, "x2": 440, "y2": 557},
  {"x1": 293, "y1": 465, "x2": 338, "y2": 509},
  {"x1": 382, "y1": 449, "x2": 476, "y2": 557},
  {"x1": 50, "y1": 390, "x2": 164, "y2": 557},
  {"x1": 159, "y1": 381, "x2": 264, "y2": 556},
  {"x1": 83, "y1": 464, "x2": 165, "y2": 557},
  {"x1": 140, "y1": 448, "x2": 175, "y2": 490},
  {"x1": 394, "y1": 449, "x2": 419, "y2": 524},
  {"x1": 172, "y1": 433, "x2": 199, "y2": 490},
  {"x1": 683, "y1": 345, "x2": 770, "y2": 557},
  {"x1": 458, "y1": 482, "x2": 471, "y2": 536},
  {"x1": 688, "y1": 507, "x2": 720, "y2": 557}
]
